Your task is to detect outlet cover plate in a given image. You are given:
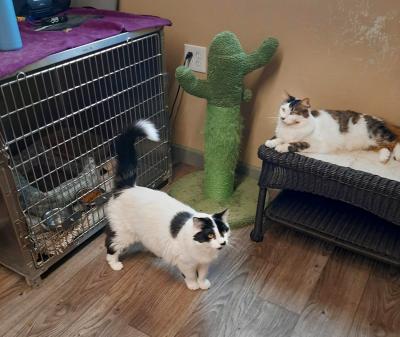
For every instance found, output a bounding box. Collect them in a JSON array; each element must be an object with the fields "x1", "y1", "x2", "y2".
[{"x1": 184, "y1": 44, "x2": 207, "y2": 73}]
